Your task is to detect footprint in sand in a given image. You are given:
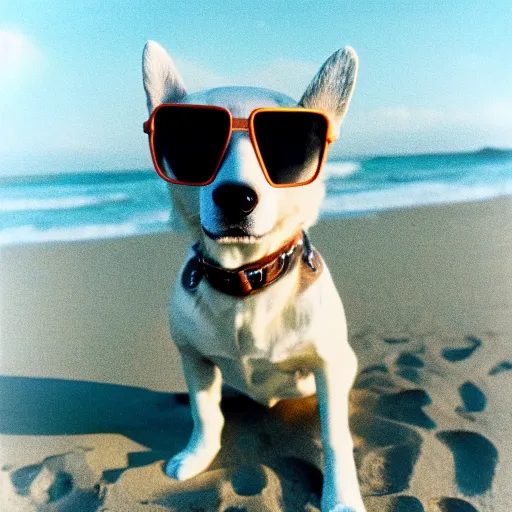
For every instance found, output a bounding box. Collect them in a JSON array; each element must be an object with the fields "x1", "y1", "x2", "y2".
[
  {"x1": 456, "y1": 381, "x2": 486, "y2": 414},
  {"x1": 435, "y1": 430, "x2": 498, "y2": 496},
  {"x1": 354, "y1": 364, "x2": 396, "y2": 391},
  {"x1": 394, "y1": 352, "x2": 424, "y2": 384},
  {"x1": 395, "y1": 353, "x2": 424, "y2": 368},
  {"x1": 365, "y1": 495, "x2": 424, "y2": 511},
  {"x1": 10, "y1": 463, "x2": 45, "y2": 497},
  {"x1": 230, "y1": 465, "x2": 268, "y2": 496},
  {"x1": 11, "y1": 464, "x2": 74, "y2": 504},
  {"x1": 8, "y1": 450, "x2": 103, "y2": 509},
  {"x1": 441, "y1": 336, "x2": 481, "y2": 362},
  {"x1": 428, "y1": 497, "x2": 478, "y2": 511},
  {"x1": 488, "y1": 360, "x2": 512, "y2": 375},
  {"x1": 353, "y1": 414, "x2": 422, "y2": 495},
  {"x1": 352, "y1": 353, "x2": 441, "y2": 497},
  {"x1": 375, "y1": 389, "x2": 436, "y2": 430},
  {"x1": 389, "y1": 496, "x2": 424, "y2": 511},
  {"x1": 382, "y1": 337, "x2": 410, "y2": 345}
]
